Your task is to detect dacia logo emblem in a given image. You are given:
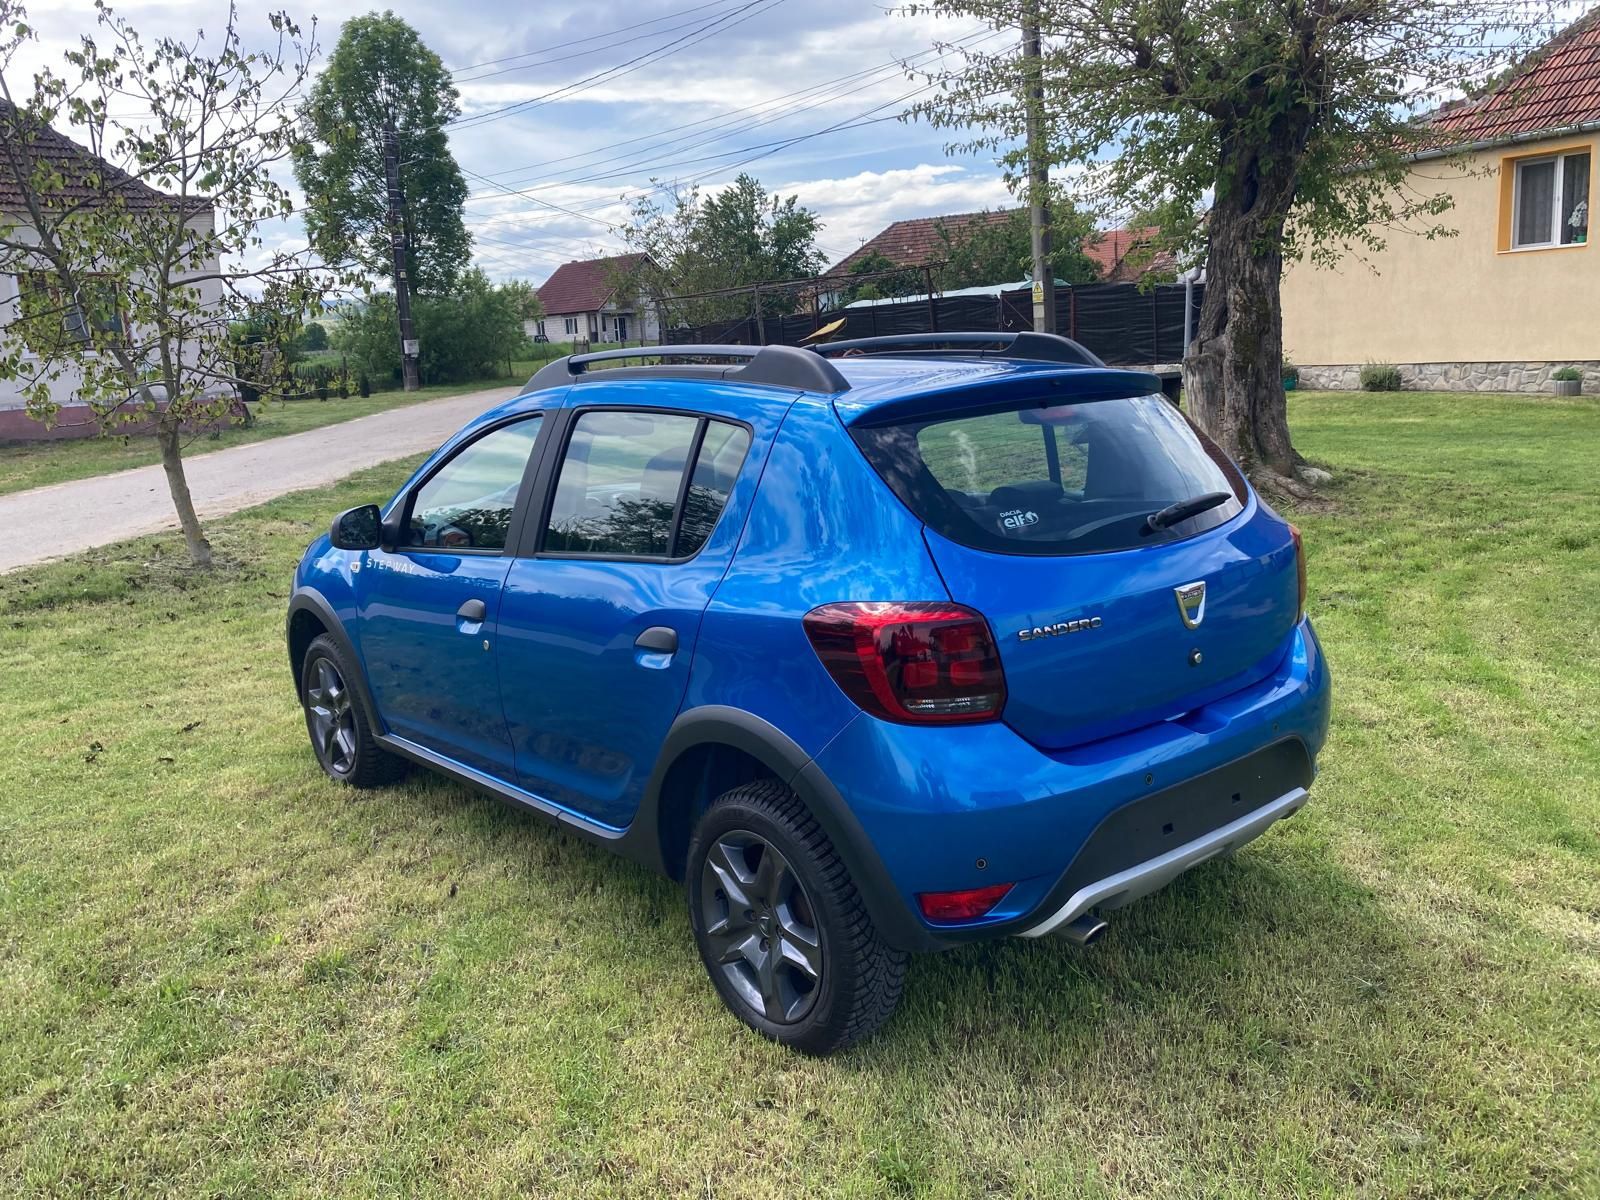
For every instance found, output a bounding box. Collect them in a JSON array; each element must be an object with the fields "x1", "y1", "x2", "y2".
[{"x1": 1174, "y1": 581, "x2": 1207, "y2": 629}]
